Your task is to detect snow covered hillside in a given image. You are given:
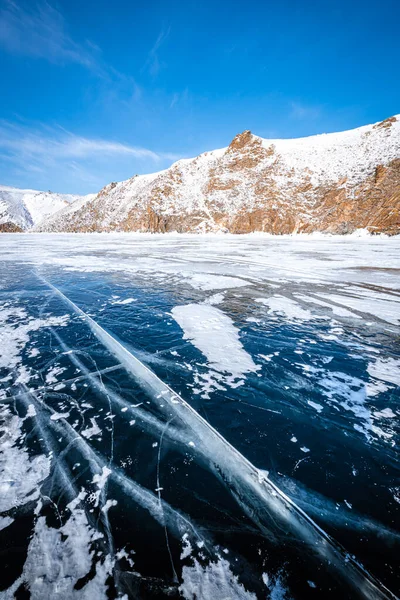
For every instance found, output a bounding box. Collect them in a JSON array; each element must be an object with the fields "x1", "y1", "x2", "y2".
[
  {"x1": 35, "y1": 115, "x2": 400, "y2": 235},
  {"x1": 0, "y1": 186, "x2": 93, "y2": 231}
]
